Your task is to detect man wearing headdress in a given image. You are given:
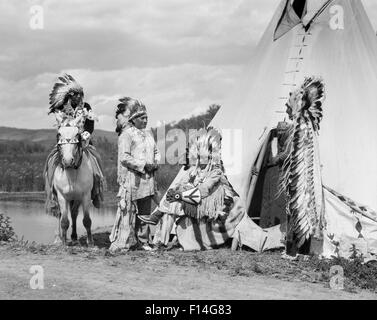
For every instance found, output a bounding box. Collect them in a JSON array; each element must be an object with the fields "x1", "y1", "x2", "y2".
[
  {"x1": 109, "y1": 98, "x2": 160, "y2": 251},
  {"x1": 139, "y1": 128, "x2": 245, "y2": 251},
  {"x1": 44, "y1": 74, "x2": 105, "y2": 216},
  {"x1": 278, "y1": 76, "x2": 325, "y2": 256}
]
